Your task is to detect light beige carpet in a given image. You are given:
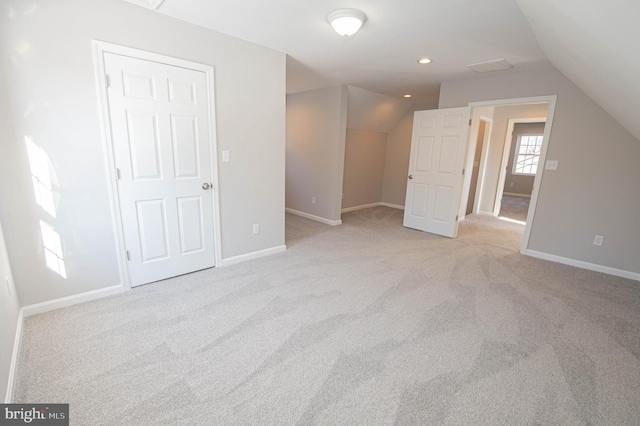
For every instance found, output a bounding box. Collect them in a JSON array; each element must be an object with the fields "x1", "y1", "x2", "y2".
[
  {"x1": 14, "y1": 207, "x2": 640, "y2": 425},
  {"x1": 499, "y1": 196, "x2": 530, "y2": 222}
]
